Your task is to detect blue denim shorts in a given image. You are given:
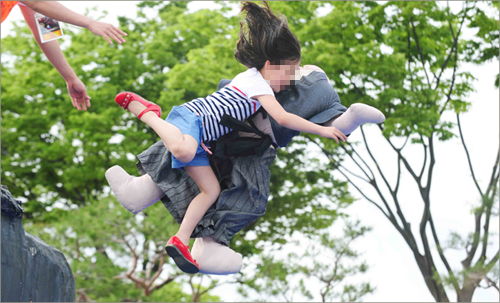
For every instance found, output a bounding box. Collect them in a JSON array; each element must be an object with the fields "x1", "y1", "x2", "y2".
[{"x1": 165, "y1": 106, "x2": 209, "y2": 169}]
